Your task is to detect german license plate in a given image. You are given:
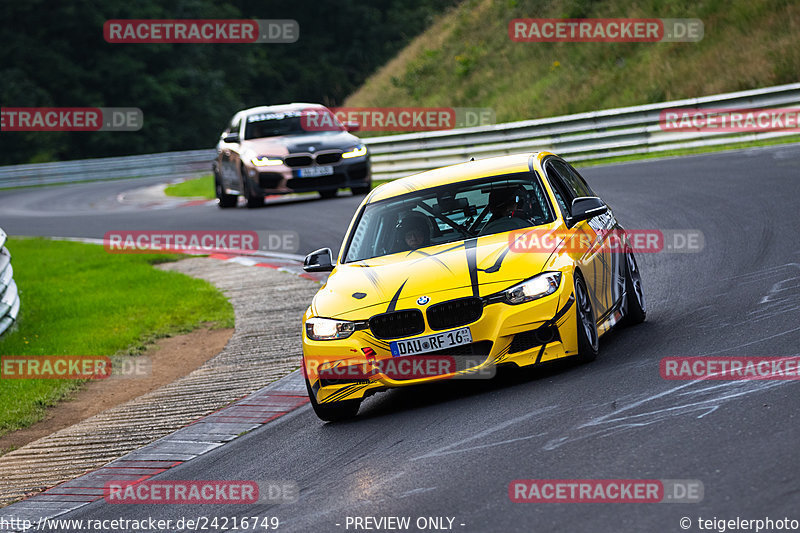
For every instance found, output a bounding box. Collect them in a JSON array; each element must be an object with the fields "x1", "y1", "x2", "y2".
[
  {"x1": 298, "y1": 165, "x2": 334, "y2": 177},
  {"x1": 390, "y1": 327, "x2": 472, "y2": 357}
]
